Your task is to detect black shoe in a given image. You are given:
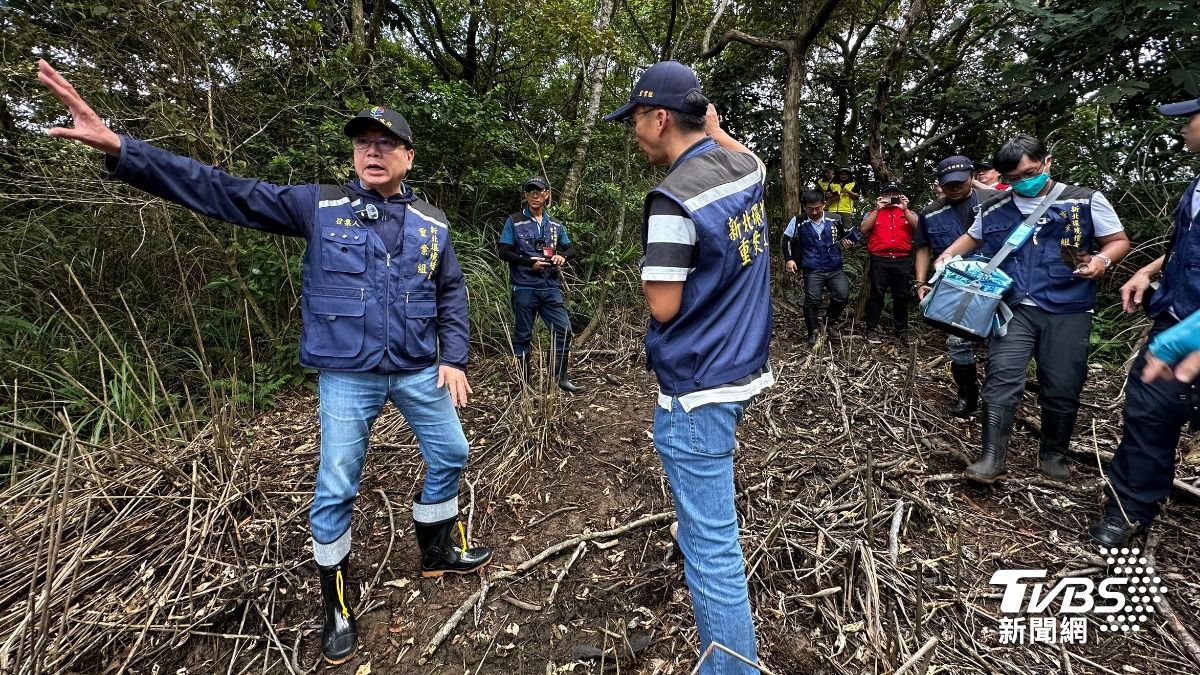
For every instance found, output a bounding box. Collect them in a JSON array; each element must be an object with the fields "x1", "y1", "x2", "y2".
[
  {"x1": 1089, "y1": 516, "x2": 1133, "y2": 548},
  {"x1": 1039, "y1": 410, "x2": 1076, "y2": 481},
  {"x1": 555, "y1": 351, "x2": 584, "y2": 393},
  {"x1": 965, "y1": 404, "x2": 1013, "y2": 484},
  {"x1": 414, "y1": 519, "x2": 493, "y2": 578},
  {"x1": 946, "y1": 362, "x2": 978, "y2": 417},
  {"x1": 317, "y1": 555, "x2": 358, "y2": 664},
  {"x1": 806, "y1": 332, "x2": 819, "y2": 346},
  {"x1": 897, "y1": 330, "x2": 915, "y2": 346},
  {"x1": 825, "y1": 324, "x2": 842, "y2": 339},
  {"x1": 865, "y1": 327, "x2": 882, "y2": 344}
]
